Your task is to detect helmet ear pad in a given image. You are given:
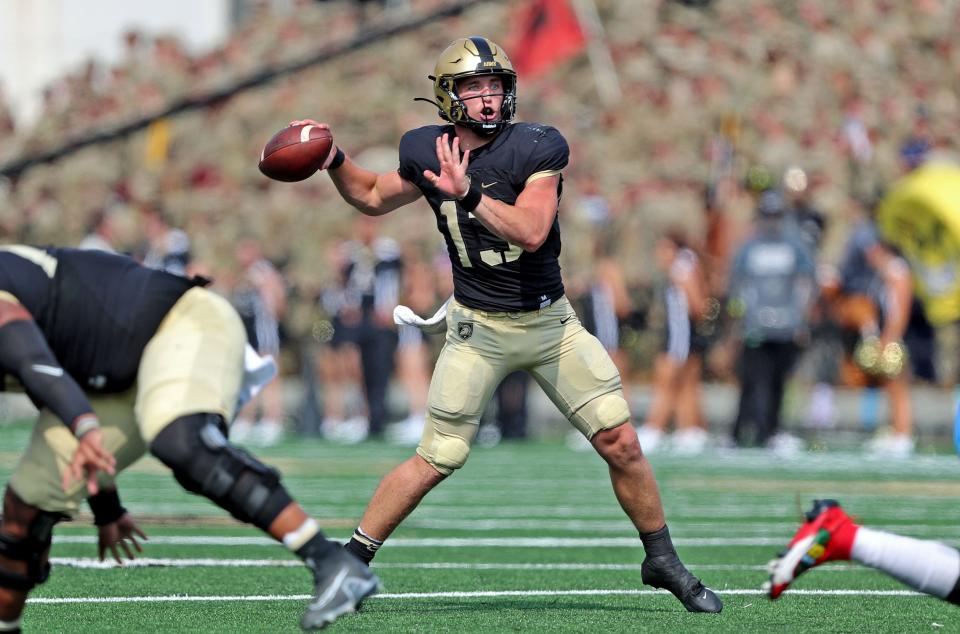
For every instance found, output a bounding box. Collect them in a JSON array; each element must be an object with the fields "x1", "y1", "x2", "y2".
[
  {"x1": 436, "y1": 77, "x2": 465, "y2": 123},
  {"x1": 498, "y1": 75, "x2": 517, "y2": 122}
]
